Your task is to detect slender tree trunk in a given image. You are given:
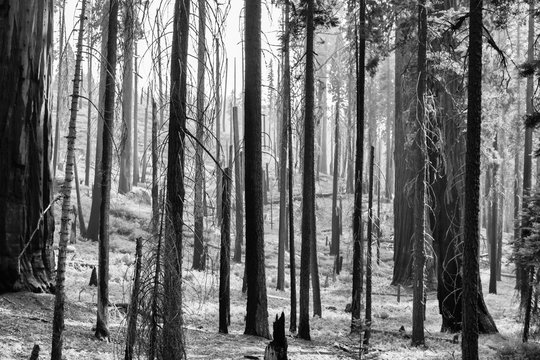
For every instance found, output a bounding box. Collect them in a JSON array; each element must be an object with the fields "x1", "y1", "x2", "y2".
[
  {"x1": 141, "y1": 89, "x2": 150, "y2": 183},
  {"x1": 514, "y1": 18, "x2": 522, "y2": 289},
  {"x1": 289, "y1": 101, "x2": 297, "y2": 333},
  {"x1": 385, "y1": 57, "x2": 393, "y2": 199},
  {"x1": 162, "y1": 0, "x2": 189, "y2": 357},
  {"x1": 489, "y1": 139, "x2": 499, "y2": 294},
  {"x1": 364, "y1": 146, "x2": 375, "y2": 347},
  {"x1": 298, "y1": 0, "x2": 315, "y2": 341},
  {"x1": 151, "y1": 99, "x2": 159, "y2": 234},
  {"x1": 95, "y1": 0, "x2": 118, "y2": 341},
  {"x1": 74, "y1": 158, "x2": 87, "y2": 237},
  {"x1": 244, "y1": 0, "x2": 270, "y2": 339},
  {"x1": 462, "y1": 0, "x2": 483, "y2": 357},
  {"x1": 124, "y1": 237, "x2": 142, "y2": 360},
  {"x1": 53, "y1": 1, "x2": 66, "y2": 180},
  {"x1": 233, "y1": 106, "x2": 244, "y2": 264},
  {"x1": 412, "y1": 0, "x2": 427, "y2": 346},
  {"x1": 351, "y1": 0, "x2": 366, "y2": 333},
  {"x1": 85, "y1": 14, "x2": 93, "y2": 187},
  {"x1": 216, "y1": 37, "x2": 222, "y2": 226},
  {"x1": 51, "y1": 2, "x2": 86, "y2": 356},
  {"x1": 193, "y1": 0, "x2": 207, "y2": 271},
  {"x1": 133, "y1": 44, "x2": 139, "y2": 186},
  {"x1": 219, "y1": 168, "x2": 231, "y2": 334},
  {"x1": 118, "y1": 2, "x2": 134, "y2": 194},
  {"x1": 277, "y1": 0, "x2": 290, "y2": 291},
  {"x1": 331, "y1": 96, "x2": 340, "y2": 257}
]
